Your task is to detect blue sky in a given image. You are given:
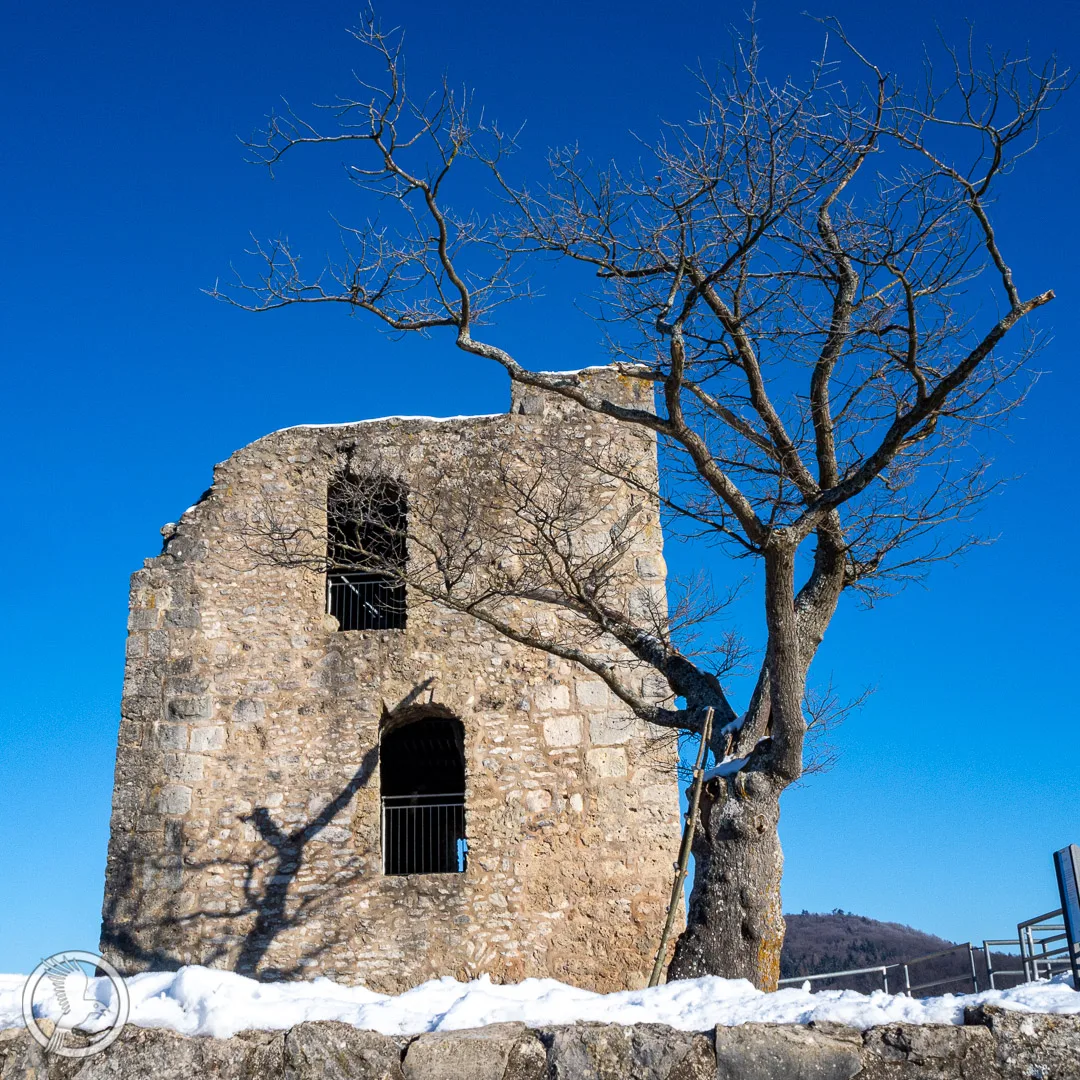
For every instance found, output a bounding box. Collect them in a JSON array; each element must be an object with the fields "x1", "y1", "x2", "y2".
[{"x1": 0, "y1": 0, "x2": 1076, "y2": 975}]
